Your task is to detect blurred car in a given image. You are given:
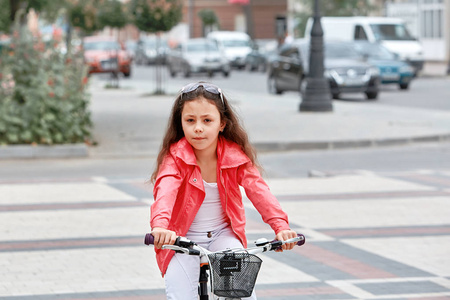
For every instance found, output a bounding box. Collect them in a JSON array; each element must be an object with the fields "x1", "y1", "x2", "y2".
[
  {"x1": 268, "y1": 39, "x2": 380, "y2": 99},
  {"x1": 207, "y1": 31, "x2": 252, "y2": 69},
  {"x1": 245, "y1": 39, "x2": 278, "y2": 72},
  {"x1": 266, "y1": 42, "x2": 305, "y2": 94},
  {"x1": 0, "y1": 37, "x2": 11, "y2": 53},
  {"x1": 135, "y1": 38, "x2": 169, "y2": 65},
  {"x1": 125, "y1": 40, "x2": 138, "y2": 62},
  {"x1": 299, "y1": 40, "x2": 380, "y2": 99},
  {"x1": 352, "y1": 41, "x2": 414, "y2": 90},
  {"x1": 166, "y1": 38, "x2": 230, "y2": 78},
  {"x1": 83, "y1": 36, "x2": 131, "y2": 77}
]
